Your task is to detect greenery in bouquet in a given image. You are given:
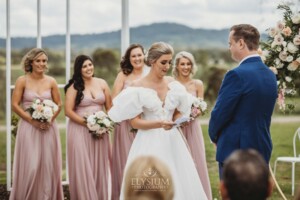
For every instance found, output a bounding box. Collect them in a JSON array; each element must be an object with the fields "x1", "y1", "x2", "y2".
[
  {"x1": 11, "y1": 114, "x2": 19, "y2": 137},
  {"x1": 260, "y1": 4, "x2": 300, "y2": 112}
]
